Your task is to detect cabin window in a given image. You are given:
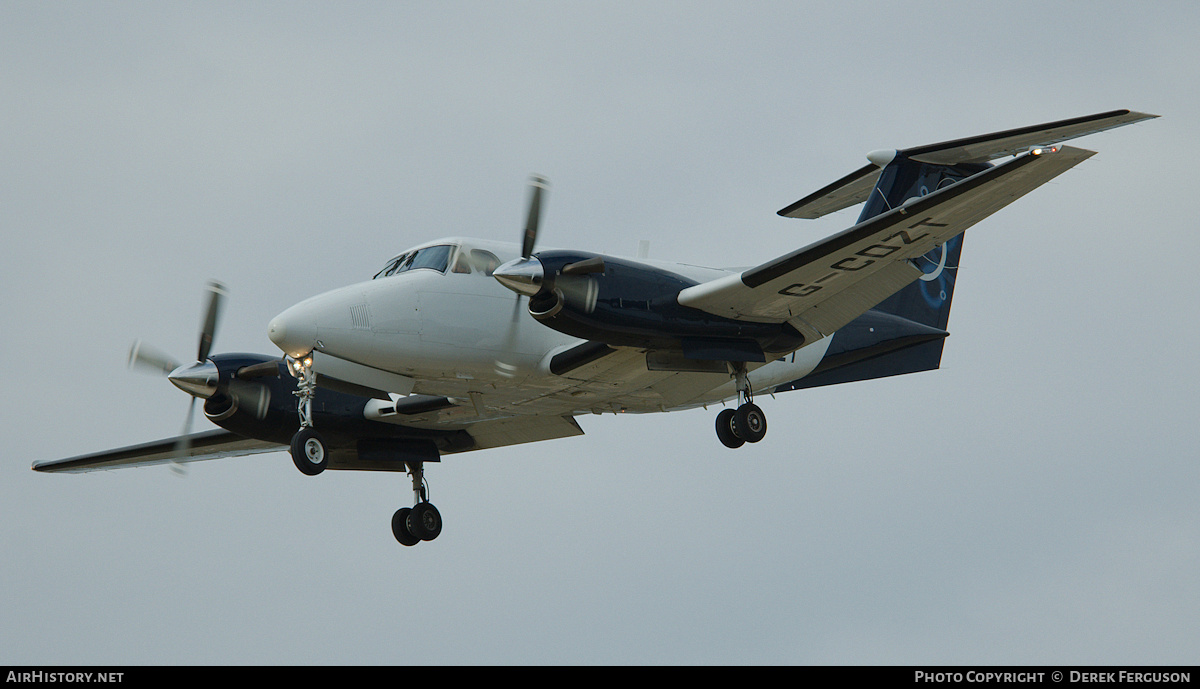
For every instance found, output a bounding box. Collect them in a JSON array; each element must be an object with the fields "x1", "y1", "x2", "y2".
[
  {"x1": 374, "y1": 245, "x2": 456, "y2": 278},
  {"x1": 470, "y1": 249, "x2": 501, "y2": 276},
  {"x1": 450, "y1": 247, "x2": 473, "y2": 274},
  {"x1": 373, "y1": 255, "x2": 405, "y2": 279}
]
